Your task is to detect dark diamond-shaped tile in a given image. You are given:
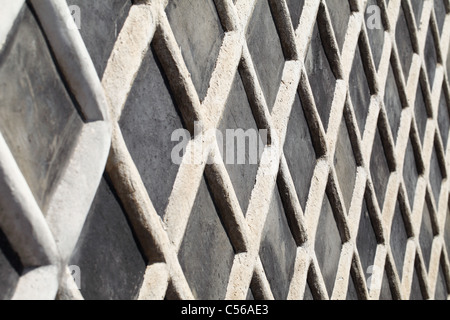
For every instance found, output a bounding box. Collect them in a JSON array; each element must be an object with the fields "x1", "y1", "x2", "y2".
[
  {"x1": 325, "y1": 0, "x2": 351, "y2": 53},
  {"x1": 445, "y1": 209, "x2": 450, "y2": 258},
  {"x1": 365, "y1": 0, "x2": 385, "y2": 70},
  {"x1": 303, "y1": 281, "x2": 314, "y2": 300},
  {"x1": 435, "y1": 0, "x2": 447, "y2": 35},
  {"x1": 435, "y1": 258, "x2": 449, "y2": 300},
  {"x1": 120, "y1": 46, "x2": 185, "y2": 218},
  {"x1": 260, "y1": 187, "x2": 297, "y2": 300},
  {"x1": 0, "y1": 6, "x2": 84, "y2": 214},
  {"x1": 438, "y1": 90, "x2": 450, "y2": 147},
  {"x1": 68, "y1": 0, "x2": 131, "y2": 78},
  {"x1": 357, "y1": 199, "x2": 378, "y2": 275},
  {"x1": 70, "y1": 178, "x2": 147, "y2": 300},
  {"x1": 246, "y1": 288, "x2": 254, "y2": 300},
  {"x1": 424, "y1": 25, "x2": 438, "y2": 88},
  {"x1": 370, "y1": 128, "x2": 391, "y2": 208},
  {"x1": 395, "y1": 5, "x2": 414, "y2": 80},
  {"x1": 247, "y1": 0, "x2": 286, "y2": 111},
  {"x1": 334, "y1": 118, "x2": 357, "y2": 210},
  {"x1": 315, "y1": 194, "x2": 343, "y2": 296},
  {"x1": 429, "y1": 145, "x2": 443, "y2": 205},
  {"x1": 419, "y1": 201, "x2": 435, "y2": 270},
  {"x1": 178, "y1": 177, "x2": 235, "y2": 300},
  {"x1": 410, "y1": 0, "x2": 424, "y2": 27},
  {"x1": 166, "y1": 0, "x2": 224, "y2": 101},
  {"x1": 390, "y1": 199, "x2": 409, "y2": 280},
  {"x1": 414, "y1": 83, "x2": 429, "y2": 145},
  {"x1": 403, "y1": 136, "x2": 420, "y2": 208},
  {"x1": 284, "y1": 93, "x2": 316, "y2": 211},
  {"x1": 349, "y1": 44, "x2": 372, "y2": 136},
  {"x1": 448, "y1": 41, "x2": 450, "y2": 79},
  {"x1": 384, "y1": 64, "x2": 403, "y2": 142},
  {"x1": 305, "y1": 23, "x2": 337, "y2": 130},
  {"x1": 409, "y1": 263, "x2": 425, "y2": 300},
  {"x1": 286, "y1": 0, "x2": 305, "y2": 30},
  {"x1": 379, "y1": 269, "x2": 393, "y2": 300},
  {"x1": 346, "y1": 274, "x2": 359, "y2": 300},
  {"x1": 0, "y1": 228, "x2": 22, "y2": 300},
  {"x1": 218, "y1": 72, "x2": 264, "y2": 215}
]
